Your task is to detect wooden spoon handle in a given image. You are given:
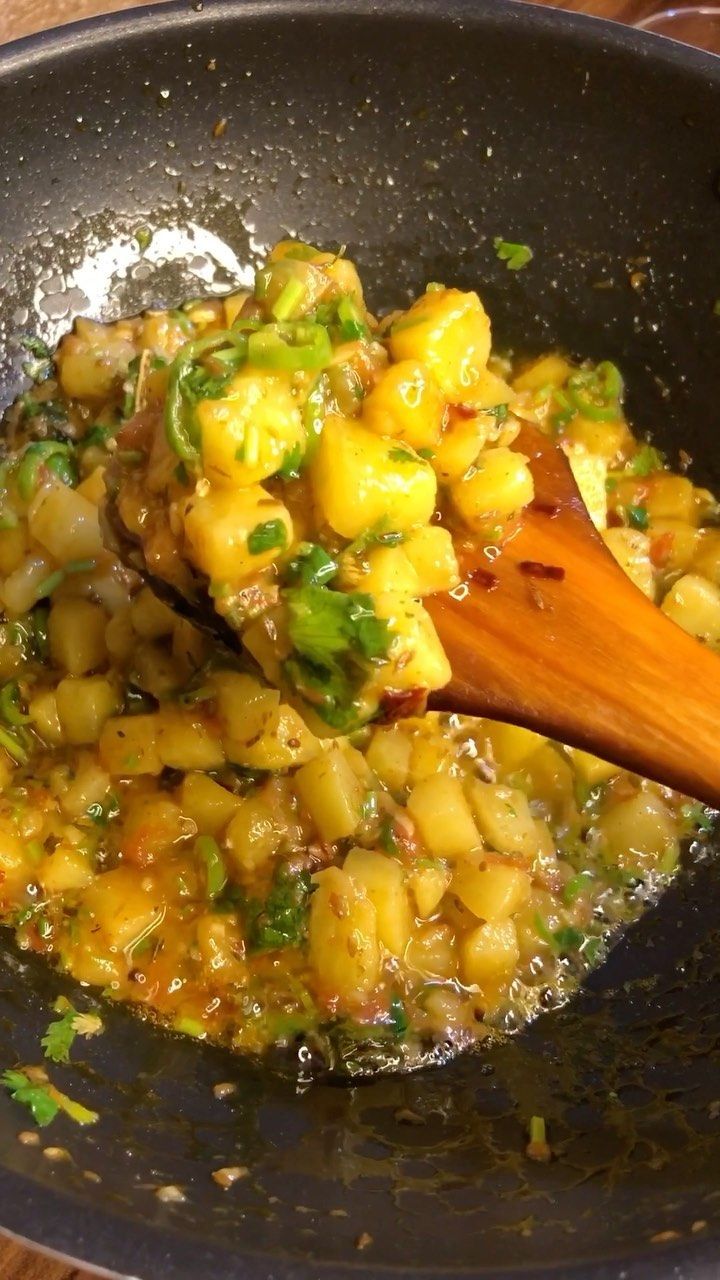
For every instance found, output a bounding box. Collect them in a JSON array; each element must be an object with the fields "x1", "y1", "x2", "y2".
[{"x1": 427, "y1": 426, "x2": 720, "y2": 806}]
